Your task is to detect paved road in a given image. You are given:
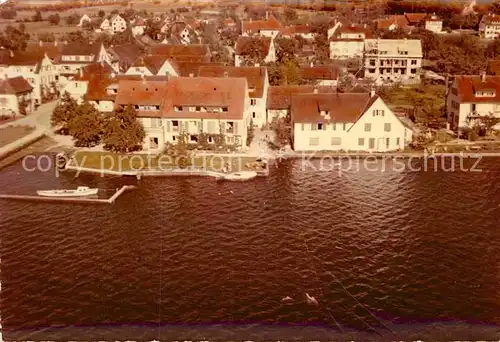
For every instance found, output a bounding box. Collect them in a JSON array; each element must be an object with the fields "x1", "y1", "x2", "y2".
[{"x1": 0, "y1": 101, "x2": 57, "y2": 131}]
